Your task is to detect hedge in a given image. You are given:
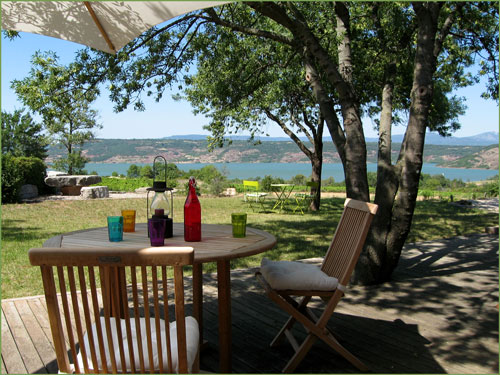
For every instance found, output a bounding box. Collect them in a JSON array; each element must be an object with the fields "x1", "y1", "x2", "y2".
[{"x1": 1, "y1": 155, "x2": 48, "y2": 203}]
